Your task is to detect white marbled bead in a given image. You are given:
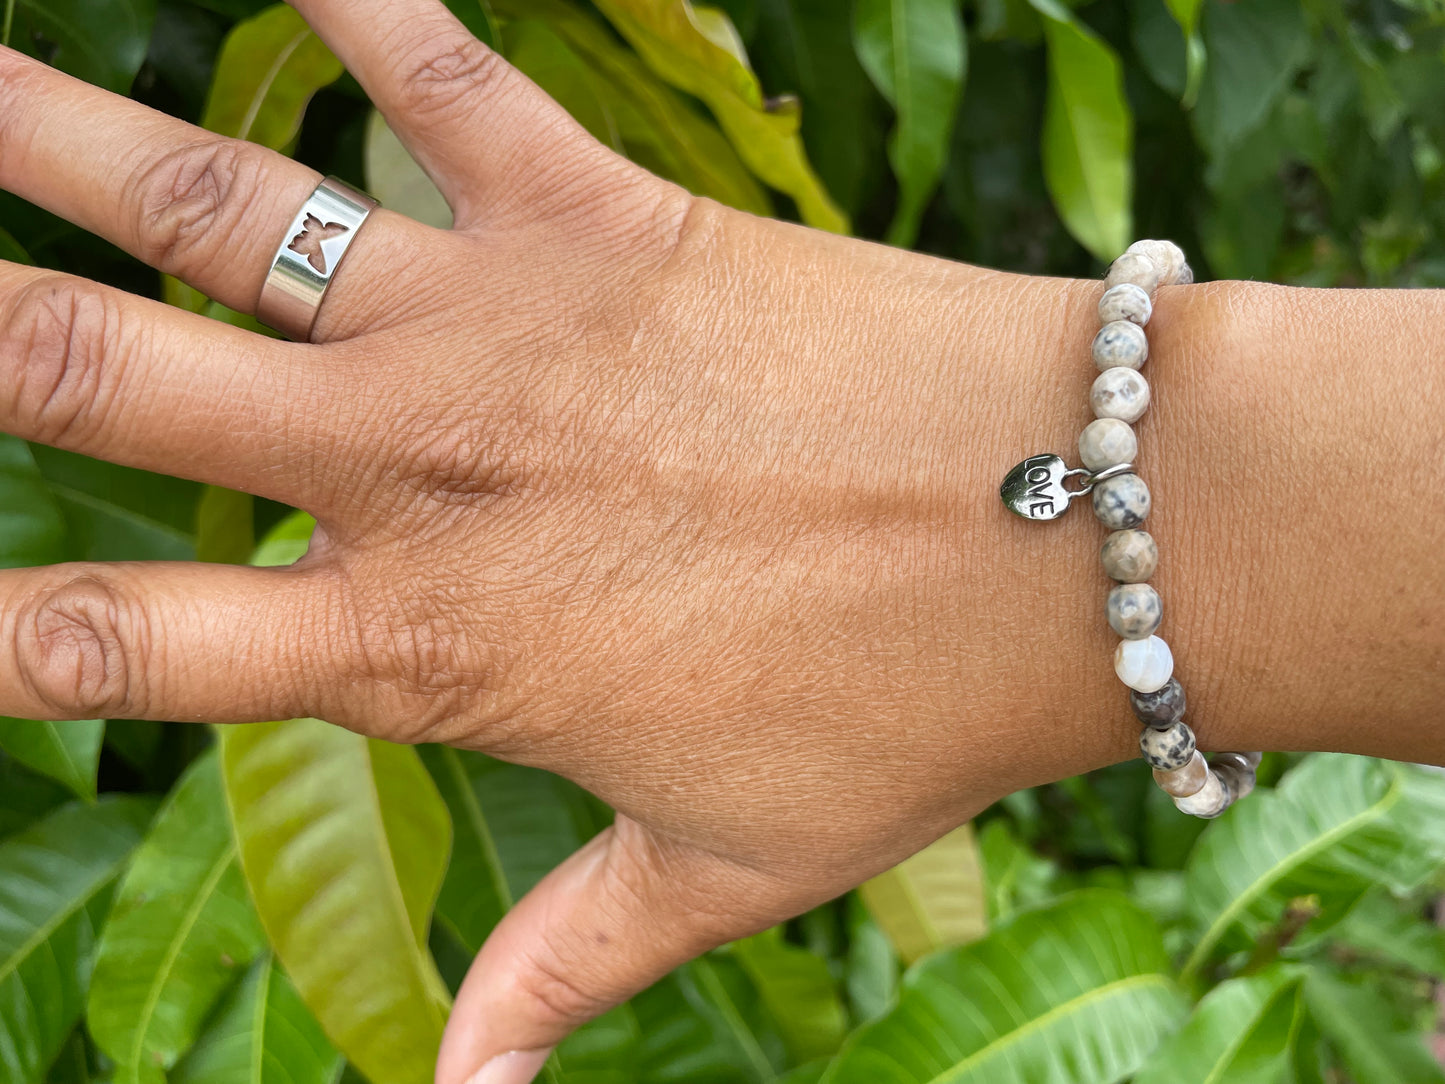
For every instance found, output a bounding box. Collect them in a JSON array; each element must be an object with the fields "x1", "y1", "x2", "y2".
[
  {"x1": 1098, "y1": 283, "x2": 1152, "y2": 327},
  {"x1": 1125, "y1": 240, "x2": 1189, "y2": 287},
  {"x1": 1092, "y1": 321, "x2": 1148, "y2": 371},
  {"x1": 1100, "y1": 529, "x2": 1158, "y2": 583},
  {"x1": 1174, "y1": 770, "x2": 1229, "y2": 817},
  {"x1": 1114, "y1": 634, "x2": 1173, "y2": 693},
  {"x1": 1152, "y1": 749, "x2": 1209, "y2": 797},
  {"x1": 1092, "y1": 473, "x2": 1150, "y2": 530},
  {"x1": 1078, "y1": 418, "x2": 1137, "y2": 471},
  {"x1": 1107, "y1": 583, "x2": 1162, "y2": 639},
  {"x1": 1105, "y1": 252, "x2": 1161, "y2": 294},
  {"x1": 1091, "y1": 367, "x2": 1150, "y2": 423}
]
